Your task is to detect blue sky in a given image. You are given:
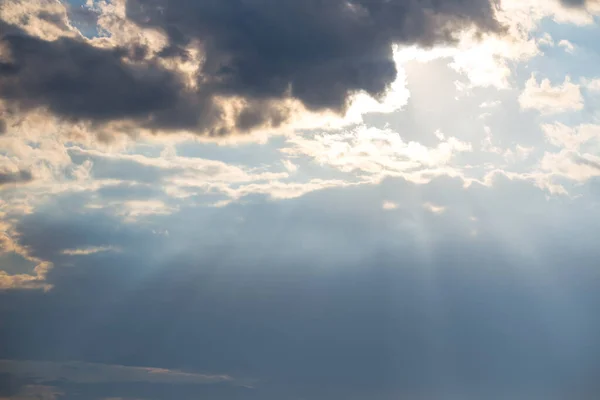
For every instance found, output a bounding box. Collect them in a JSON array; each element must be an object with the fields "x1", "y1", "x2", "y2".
[{"x1": 1, "y1": 1, "x2": 600, "y2": 399}]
